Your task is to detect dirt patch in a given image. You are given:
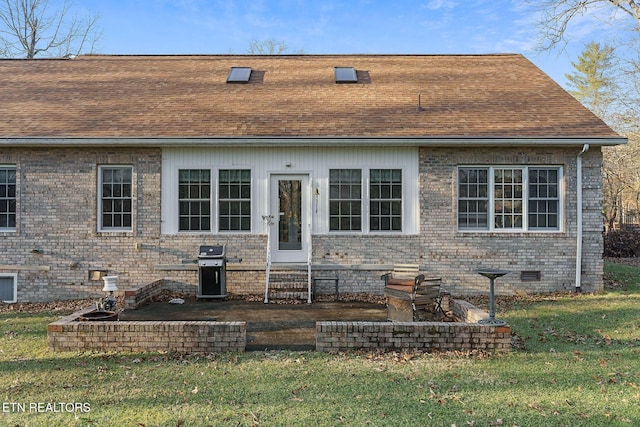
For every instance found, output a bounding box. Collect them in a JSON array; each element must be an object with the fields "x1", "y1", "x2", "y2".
[
  {"x1": 0, "y1": 298, "x2": 96, "y2": 315},
  {"x1": 8, "y1": 258, "x2": 638, "y2": 315}
]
